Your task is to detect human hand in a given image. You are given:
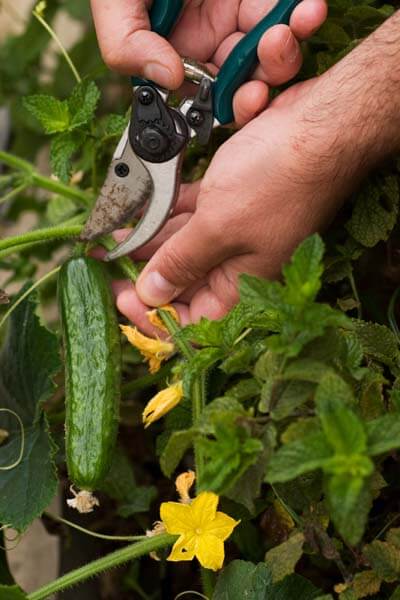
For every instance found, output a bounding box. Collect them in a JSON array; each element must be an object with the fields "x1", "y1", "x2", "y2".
[
  {"x1": 110, "y1": 66, "x2": 374, "y2": 335},
  {"x1": 90, "y1": 0, "x2": 327, "y2": 125}
]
